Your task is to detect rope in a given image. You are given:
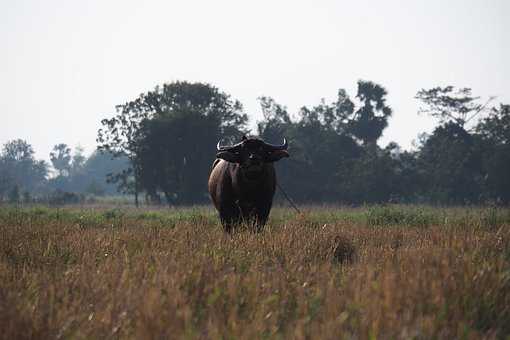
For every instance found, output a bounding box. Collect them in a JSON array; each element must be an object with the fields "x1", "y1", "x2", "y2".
[{"x1": 276, "y1": 181, "x2": 301, "y2": 214}]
